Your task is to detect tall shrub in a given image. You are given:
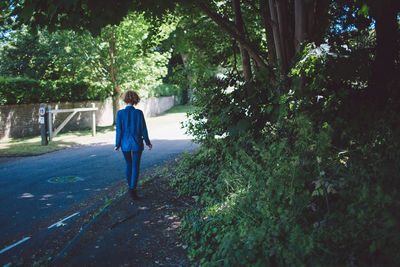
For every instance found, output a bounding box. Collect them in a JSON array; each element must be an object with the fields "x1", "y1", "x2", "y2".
[
  {"x1": 171, "y1": 42, "x2": 400, "y2": 264},
  {"x1": 0, "y1": 77, "x2": 107, "y2": 105}
]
